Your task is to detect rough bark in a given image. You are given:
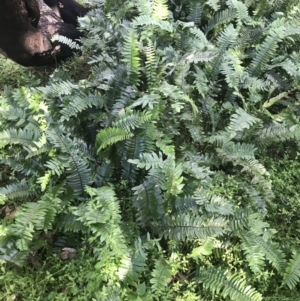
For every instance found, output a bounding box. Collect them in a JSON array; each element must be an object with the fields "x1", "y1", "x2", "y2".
[{"x1": 0, "y1": 0, "x2": 87, "y2": 67}]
